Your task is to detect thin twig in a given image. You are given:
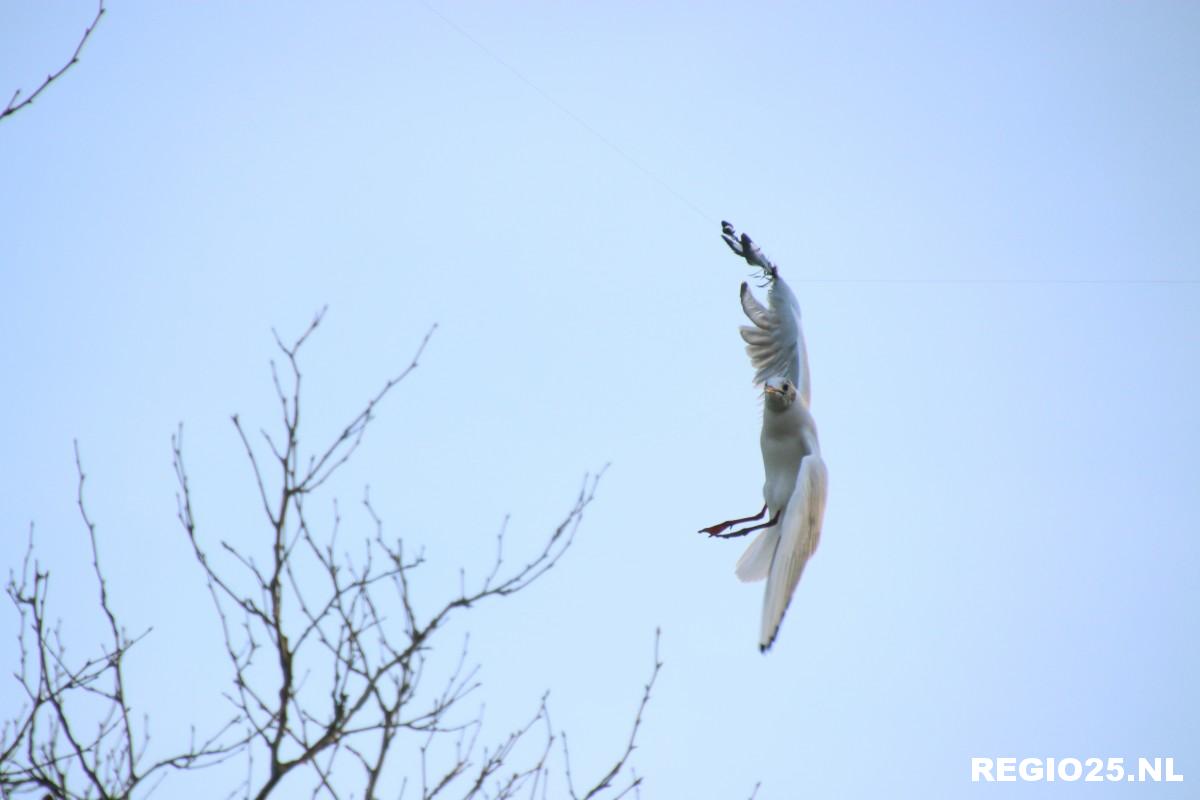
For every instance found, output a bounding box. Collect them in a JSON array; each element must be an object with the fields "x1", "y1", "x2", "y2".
[
  {"x1": 576, "y1": 633, "x2": 662, "y2": 800},
  {"x1": 2, "y1": 0, "x2": 106, "y2": 123}
]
